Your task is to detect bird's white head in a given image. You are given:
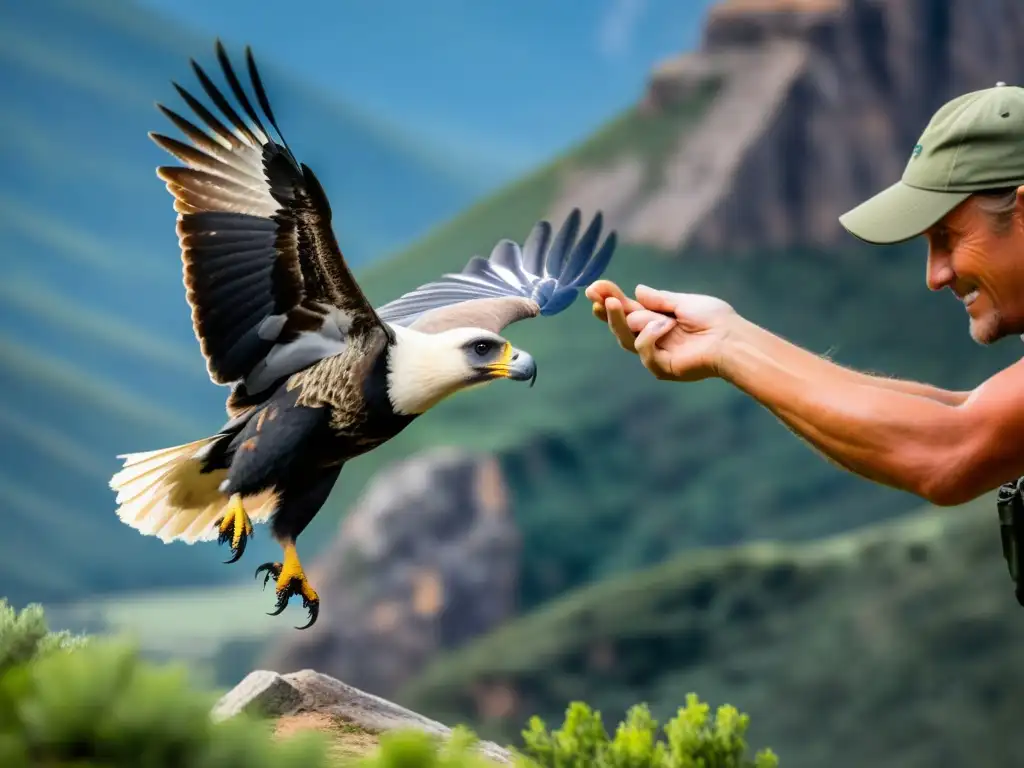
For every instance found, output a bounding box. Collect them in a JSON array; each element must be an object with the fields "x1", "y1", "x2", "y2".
[{"x1": 385, "y1": 324, "x2": 537, "y2": 415}]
